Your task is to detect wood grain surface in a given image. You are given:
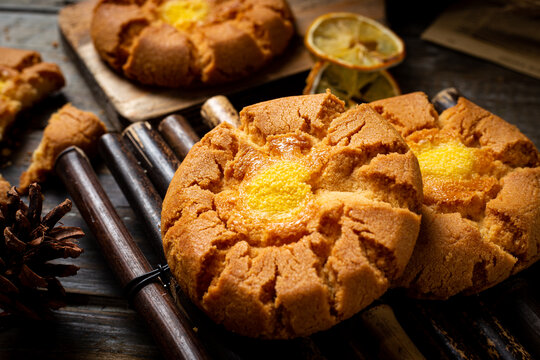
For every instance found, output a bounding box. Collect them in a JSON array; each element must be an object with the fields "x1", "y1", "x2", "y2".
[{"x1": 1, "y1": 0, "x2": 540, "y2": 359}]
